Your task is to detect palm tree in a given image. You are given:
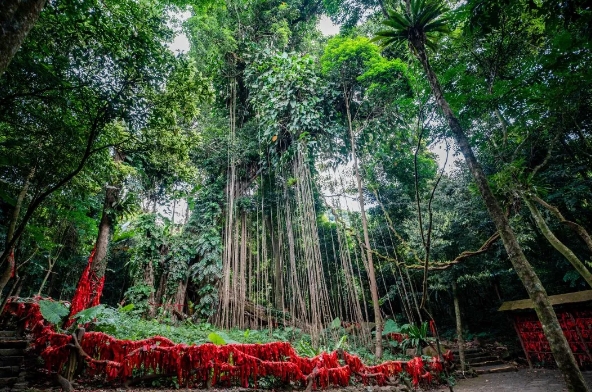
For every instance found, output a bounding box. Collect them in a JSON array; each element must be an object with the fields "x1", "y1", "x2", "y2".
[{"x1": 374, "y1": 1, "x2": 589, "y2": 391}]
